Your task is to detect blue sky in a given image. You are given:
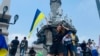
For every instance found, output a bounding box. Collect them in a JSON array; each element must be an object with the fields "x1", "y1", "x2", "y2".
[{"x1": 0, "y1": 0, "x2": 100, "y2": 46}]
